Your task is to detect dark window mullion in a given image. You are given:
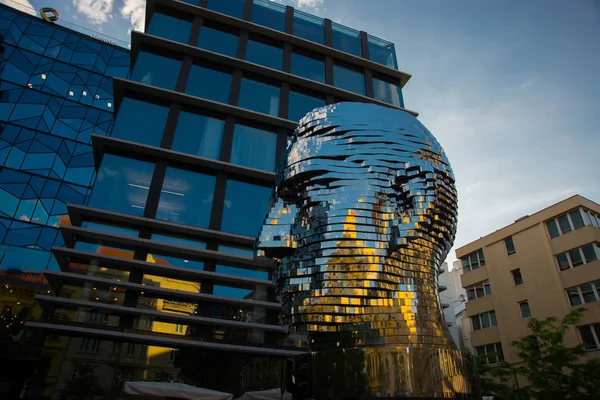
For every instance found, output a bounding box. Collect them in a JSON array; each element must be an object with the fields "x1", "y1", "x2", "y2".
[
  {"x1": 143, "y1": 161, "x2": 167, "y2": 220},
  {"x1": 159, "y1": 103, "x2": 182, "y2": 149},
  {"x1": 189, "y1": 15, "x2": 204, "y2": 46},
  {"x1": 209, "y1": 172, "x2": 229, "y2": 232}
]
